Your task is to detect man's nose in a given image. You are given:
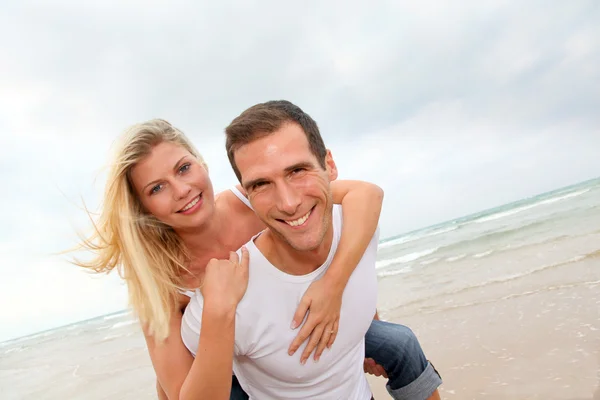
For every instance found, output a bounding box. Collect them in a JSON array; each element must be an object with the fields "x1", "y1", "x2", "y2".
[{"x1": 276, "y1": 183, "x2": 301, "y2": 216}]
